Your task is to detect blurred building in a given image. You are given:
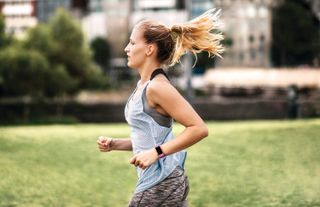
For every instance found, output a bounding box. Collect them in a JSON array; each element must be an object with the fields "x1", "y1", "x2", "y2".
[
  {"x1": 307, "y1": 0, "x2": 320, "y2": 20},
  {"x1": 191, "y1": 0, "x2": 213, "y2": 18},
  {"x1": 82, "y1": 0, "x2": 107, "y2": 42},
  {"x1": 37, "y1": 0, "x2": 89, "y2": 22},
  {"x1": 0, "y1": 0, "x2": 107, "y2": 41},
  {"x1": 0, "y1": 0, "x2": 37, "y2": 38},
  {"x1": 129, "y1": 0, "x2": 187, "y2": 33},
  {"x1": 37, "y1": 0, "x2": 70, "y2": 22},
  {"x1": 37, "y1": 0, "x2": 107, "y2": 42},
  {"x1": 214, "y1": 0, "x2": 274, "y2": 68},
  {"x1": 104, "y1": 0, "x2": 130, "y2": 58},
  {"x1": 37, "y1": 0, "x2": 108, "y2": 43}
]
